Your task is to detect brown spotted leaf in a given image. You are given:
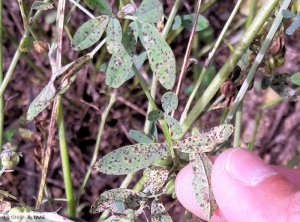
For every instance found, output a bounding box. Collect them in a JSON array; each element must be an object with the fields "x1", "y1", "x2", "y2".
[
  {"x1": 173, "y1": 124, "x2": 234, "y2": 153},
  {"x1": 90, "y1": 188, "x2": 147, "y2": 214},
  {"x1": 136, "y1": 0, "x2": 163, "y2": 23},
  {"x1": 190, "y1": 153, "x2": 216, "y2": 220},
  {"x1": 72, "y1": 16, "x2": 109, "y2": 51},
  {"x1": 19, "y1": 37, "x2": 34, "y2": 52},
  {"x1": 95, "y1": 143, "x2": 169, "y2": 175},
  {"x1": 151, "y1": 199, "x2": 173, "y2": 222},
  {"x1": 122, "y1": 21, "x2": 139, "y2": 56},
  {"x1": 106, "y1": 16, "x2": 122, "y2": 54},
  {"x1": 106, "y1": 44, "x2": 133, "y2": 88},
  {"x1": 164, "y1": 114, "x2": 182, "y2": 136},
  {"x1": 142, "y1": 23, "x2": 176, "y2": 90},
  {"x1": 161, "y1": 92, "x2": 178, "y2": 114},
  {"x1": 145, "y1": 166, "x2": 169, "y2": 194}
]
